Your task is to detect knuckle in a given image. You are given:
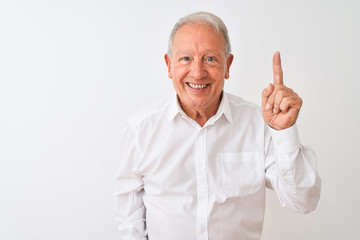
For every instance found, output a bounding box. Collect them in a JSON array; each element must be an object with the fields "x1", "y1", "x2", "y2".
[
  {"x1": 262, "y1": 88, "x2": 267, "y2": 95},
  {"x1": 279, "y1": 90, "x2": 286, "y2": 97},
  {"x1": 280, "y1": 98, "x2": 289, "y2": 108},
  {"x1": 282, "y1": 96, "x2": 290, "y2": 103},
  {"x1": 299, "y1": 97, "x2": 303, "y2": 105},
  {"x1": 268, "y1": 93, "x2": 275, "y2": 103},
  {"x1": 275, "y1": 90, "x2": 286, "y2": 100}
]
